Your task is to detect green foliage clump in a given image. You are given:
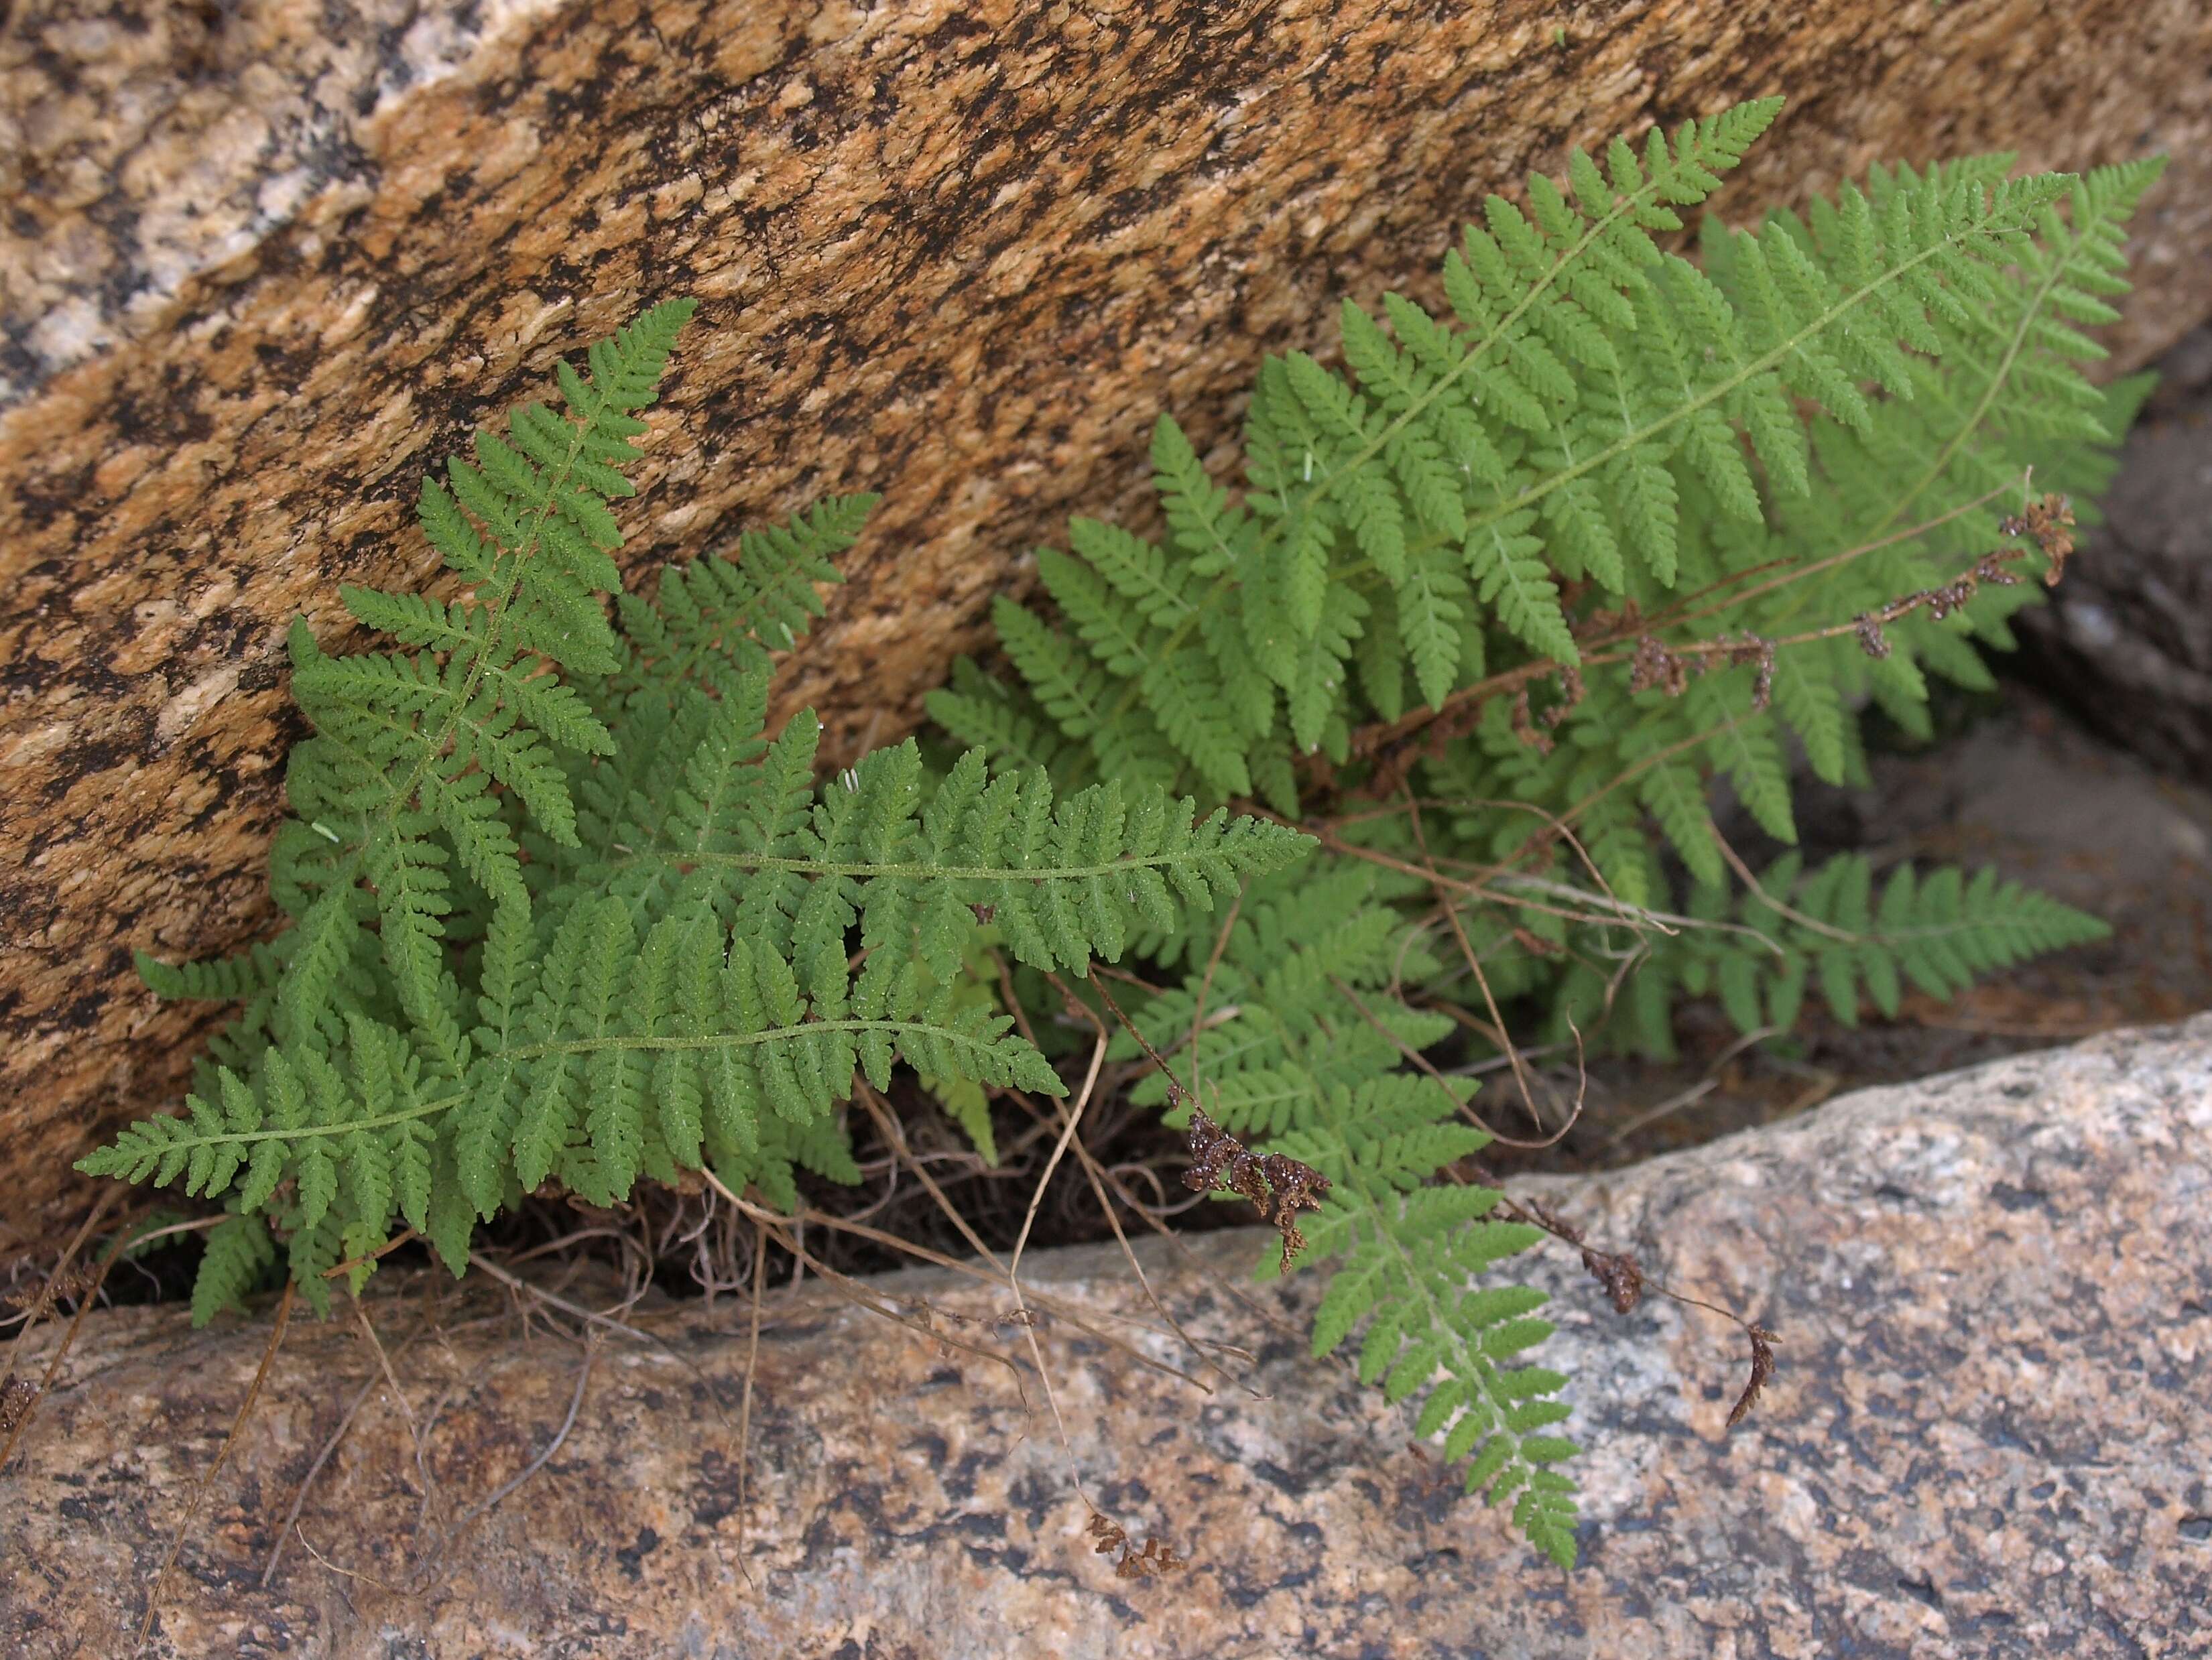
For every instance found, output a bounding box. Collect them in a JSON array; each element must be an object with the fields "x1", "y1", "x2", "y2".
[
  {"x1": 934, "y1": 101, "x2": 2144, "y2": 1560},
  {"x1": 85, "y1": 300, "x2": 1301, "y2": 1322},
  {"x1": 86, "y1": 98, "x2": 2154, "y2": 1572}
]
